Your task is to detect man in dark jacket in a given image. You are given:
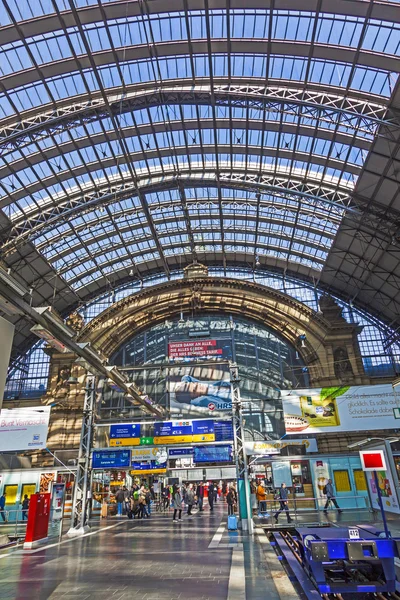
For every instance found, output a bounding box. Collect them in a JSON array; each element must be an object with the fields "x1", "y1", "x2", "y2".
[
  {"x1": 208, "y1": 482, "x2": 214, "y2": 511},
  {"x1": 324, "y1": 479, "x2": 342, "y2": 514},
  {"x1": 274, "y1": 483, "x2": 293, "y2": 524}
]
